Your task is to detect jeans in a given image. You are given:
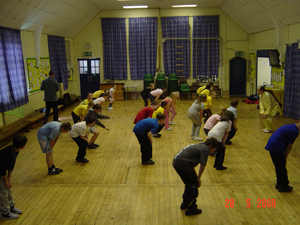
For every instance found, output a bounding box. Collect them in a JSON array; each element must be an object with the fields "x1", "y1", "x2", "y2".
[{"x1": 187, "y1": 113, "x2": 201, "y2": 138}]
